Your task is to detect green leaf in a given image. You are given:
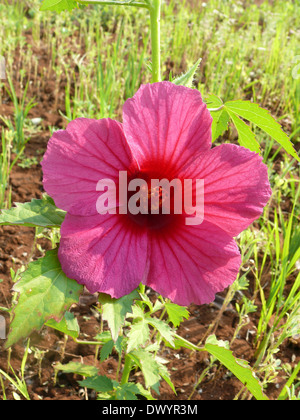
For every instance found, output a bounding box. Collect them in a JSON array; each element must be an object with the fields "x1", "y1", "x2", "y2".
[
  {"x1": 205, "y1": 93, "x2": 223, "y2": 109},
  {"x1": 165, "y1": 335, "x2": 200, "y2": 351},
  {"x1": 46, "y1": 311, "x2": 80, "y2": 339},
  {"x1": 100, "y1": 340, "x2": 115, "y2": 362},
  {"x1": 40, "y1": 0, "x2": 78, "y2": 13},
  {"x1": 78, "y1": 375, "x2": 114, "y2": 393},
  {"x1": 156, "y1": 356, "x2": 176, "y2": 395},
  {"x1": 173, "y1": 58, "x2": 202, "y2": 88},
  {"x1": 98, "y1": 336, "x2": 123, "y2": 363},
  {"x1": 212, "y1": 109, "x2": 230, "y2": 143},
  {"x1": 165, "y1": 302, "x2": 189, "y2": 328},
  {"x1": 135, "y1": 383, "x2": 156, "y2": 400},
  {"x1": 54, "y1": 361, "x2": 99, "y2": 377},
  {"x1": 0, "y1": 195, "x2": 66, "y2": 228},
  {"x1": 5, "y1": 249, "x2": 83, "y2": 348},
  {"x1": 226, "y1": 109, "x2": 260, "y2": 153},
  {"x1": 98, "y1": 290, "x2": 140, "y2": 342},
  {"x1": 129, "y1": 349, "x2": 161, "y2": 393},
  {"x1": 127, "y1": 319, "x2": 150, "y2": 353},
  {"x1": 225, "y1": 100, "x2": 300, "y2": 161},
  {"x1": 204, "y1": 336, "x2": 268, "y2": 401},
  {"x1": 115, "y1": 383, "x2": 140, "y2": 400},
  {"x1": 114, "y1": 336, "x2": 124, "y2": 355},
  {"x1": 205, "y1": 94, "x2": 230, "y2": 142},
  {"x1": 147, "y1": 317, "x2": 175, "y2": 347}
]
